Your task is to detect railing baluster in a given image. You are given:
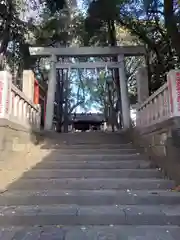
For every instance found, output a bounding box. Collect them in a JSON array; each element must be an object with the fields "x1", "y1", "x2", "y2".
[
  {"x1": 11, "y1": 84, "x2": 41, "y2": 130},
  {"x1": 136, "y1": 83, "x2": 169, "y2": 127}
]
